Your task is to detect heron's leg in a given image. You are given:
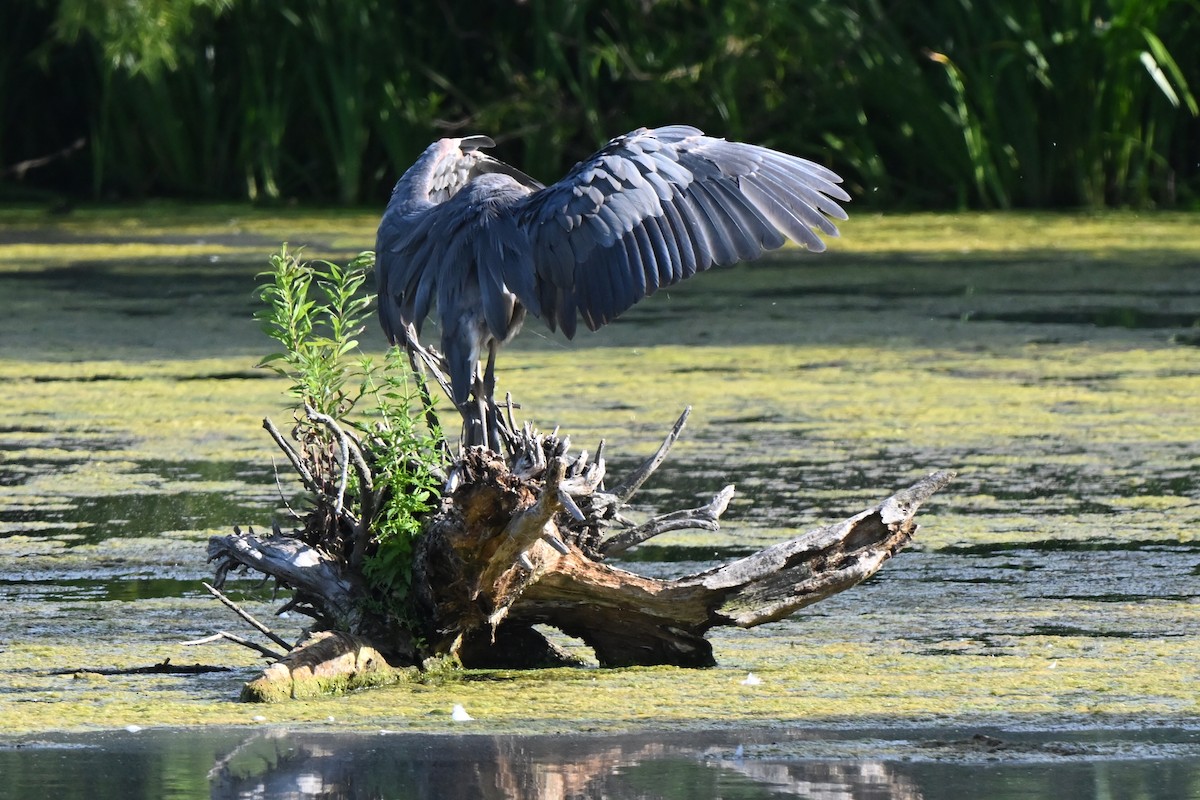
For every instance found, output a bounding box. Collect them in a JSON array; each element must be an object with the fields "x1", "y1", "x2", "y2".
[
  {"x1": 454, "y1": 362, "x2": 487, "y2": 449},
  {"x1": 457, "y1": 398, "x2": 479, "y2": 450},
  {"x1": 482, "y1": 343, "x2": 502, "y2": 452},
  {"x1": 469, "y1": 369, "x2": 489, "y2": 451}
]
